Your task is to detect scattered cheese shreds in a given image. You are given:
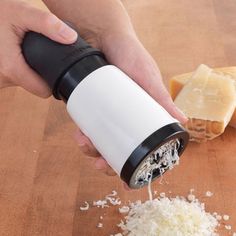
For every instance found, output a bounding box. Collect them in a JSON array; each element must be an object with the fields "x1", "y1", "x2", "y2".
[
  {"x1": 119, "y1": 206, "x2": 130, "y2": 214},
  {"x1": 79, "y1": 190, "x2": 234, "y2": 236},
  {"x1": 190, "y1": 188, "x2": 195, "y2": 193},
  {"x1": 187, "y1": 193, "x2": 196, "y2": 202},
  {"x1": 225, "y1": 225, "x2": 232, "y2": 230},
  {"x1": 108, "y1": 190, "x2": 118, "y2": 196},
  {"x1": 93, "y1": 200, "x2": 109, "y2": 208},
  {"x1": 223, "y1": 214, "x2": 230, "y2": 221},
  {"x1": 118, "y1": 197, "x2": 219, "y2": 236},
  {"x1": 97, "y1": 223, "x2": 103, "y2": 228},
  {"x1": 205, "y1": 191, "x2": 214, "y2": 197},
  {"x1": 106, "y1": 196, "x2": 121, "y2": 206},
  {"x1": 159, "y1": 192, "x2": 166, "y2": 198},
  {"x1": 79, "y1": 201, "x2": 90, "y2": 211}
]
